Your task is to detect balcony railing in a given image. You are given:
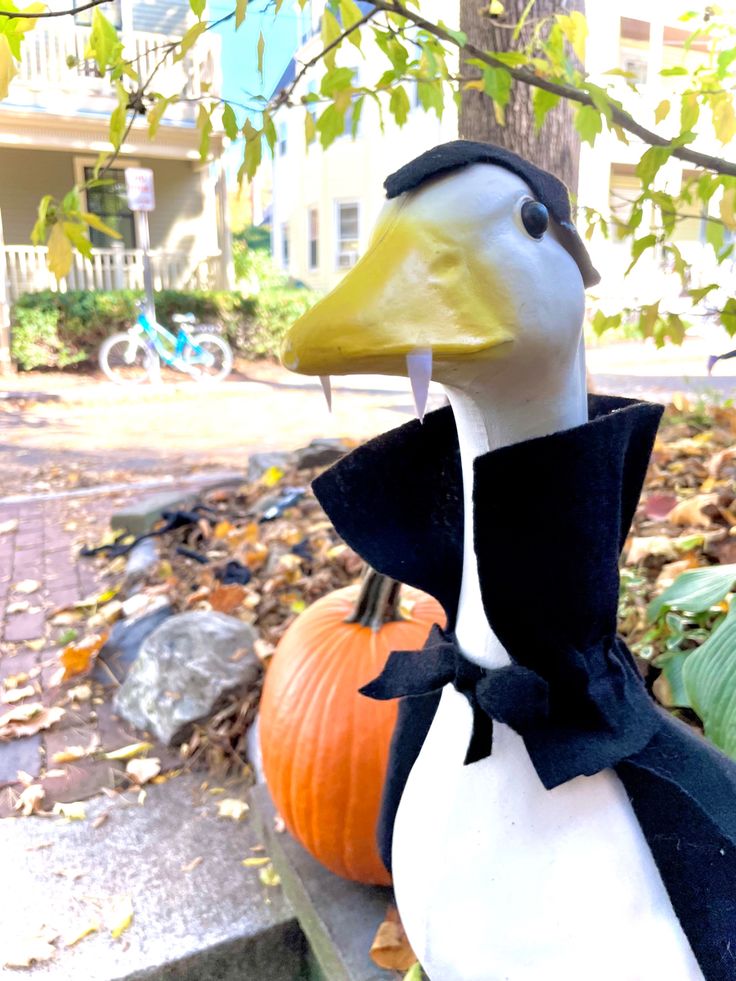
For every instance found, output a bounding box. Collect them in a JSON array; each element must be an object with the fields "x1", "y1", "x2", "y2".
[
  {"x1": 3, "y1": 245, "x2": 222, "y2": 302},
  {"x1": 14, "y1": 25, "x2": 216, "y2": 104}
]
